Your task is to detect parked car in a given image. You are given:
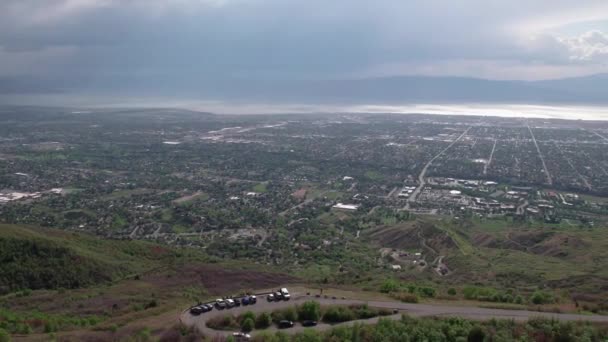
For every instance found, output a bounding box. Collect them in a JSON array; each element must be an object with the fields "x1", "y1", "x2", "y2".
[
  {"x1": 234, "y1": 298, "x2": 241, "y2": 307},
  {"x1": 279, "y1": 320, "x2": 294, "y2": 329},
  {"x1": 250, "y1": 295, "x2": 257, "y2": 304},
  {"x1": 189, "y1": 306, "x2": 203, "y2": 315},
  {"x1": 267, "y1": 294, "x2": 275, "y2": 302},
  {"x1": 302, "y1": 320, "x2": 318, "y2": 327},
  {"x1": 274, "y1": 291, "x2": 283, "y2": 300},
  {"x1": 232, "y1": 332, "x2": 251, "y2": 341},
  {"x1": 242, "y1": 296, "x2": 250, "y2": 305},
  {"x1": 204, "y1": 304, "x2": 214, "y2": 312},
  {"x1": 226, "y1": 299, "x2": 235, "y2": 308},
  {"x1": 215, "y1": 299, "x2": 226, "y2": 309}
]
